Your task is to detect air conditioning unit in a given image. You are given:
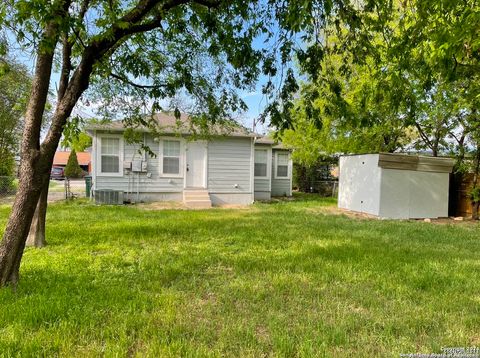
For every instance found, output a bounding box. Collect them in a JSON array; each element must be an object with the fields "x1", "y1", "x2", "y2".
[{"x1": 94, "y1": 189, "x2": 124, "y2": 205}]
